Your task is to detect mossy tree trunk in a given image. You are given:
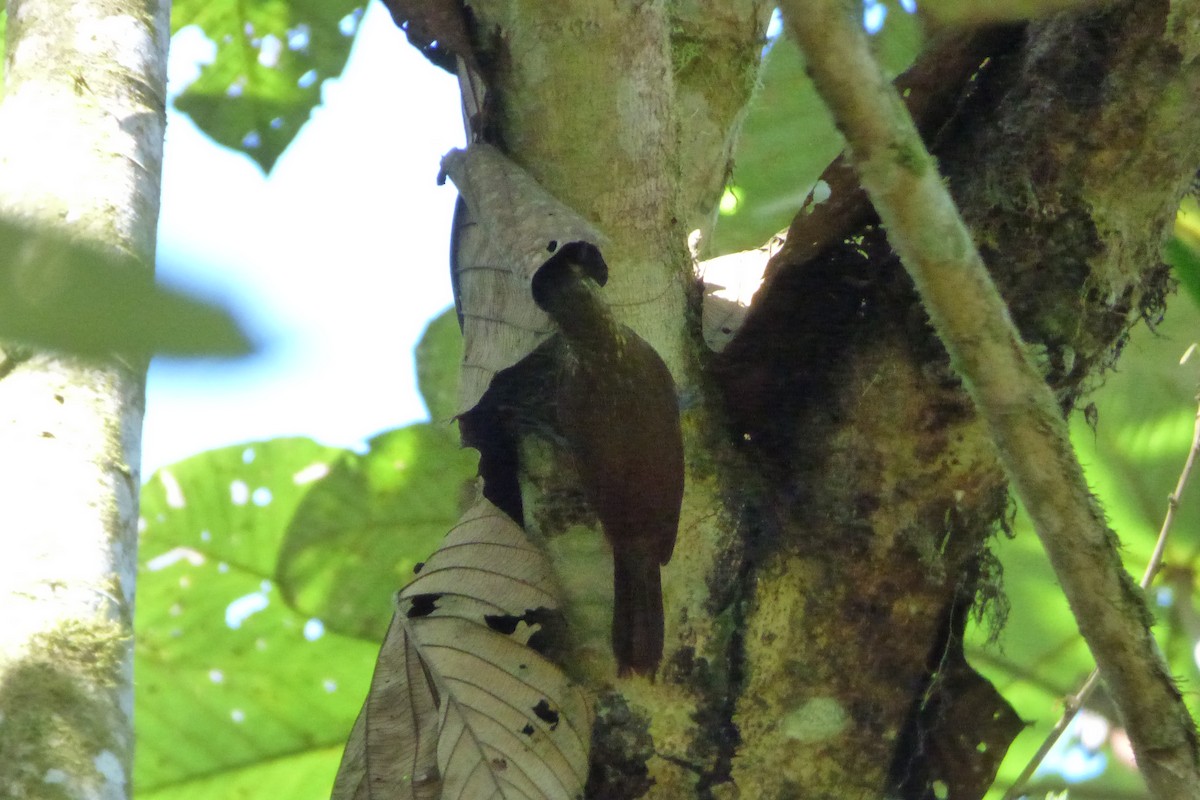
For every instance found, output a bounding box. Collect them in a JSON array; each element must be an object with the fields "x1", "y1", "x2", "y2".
[
  {"x1": 460, "y1": 1, "x2": 1200, "y2": 797},
  {"x1": 0, "y1": 0, "x2": 169, "y2": 796}
]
